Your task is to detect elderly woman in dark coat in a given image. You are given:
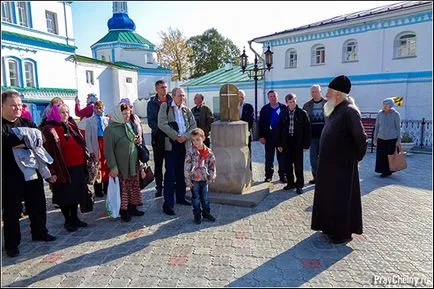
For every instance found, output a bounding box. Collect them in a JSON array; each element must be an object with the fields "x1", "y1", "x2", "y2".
[{"x1": 41, "y1": 104, "x2": 88, "y2": 232}]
